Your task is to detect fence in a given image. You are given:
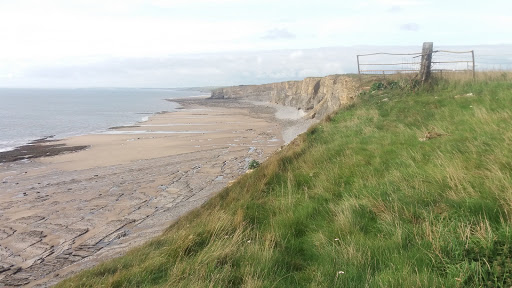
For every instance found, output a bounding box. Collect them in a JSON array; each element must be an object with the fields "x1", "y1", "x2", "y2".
[{"x1": 357, "y1": 45, "x2": 475, "y2": 81}]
